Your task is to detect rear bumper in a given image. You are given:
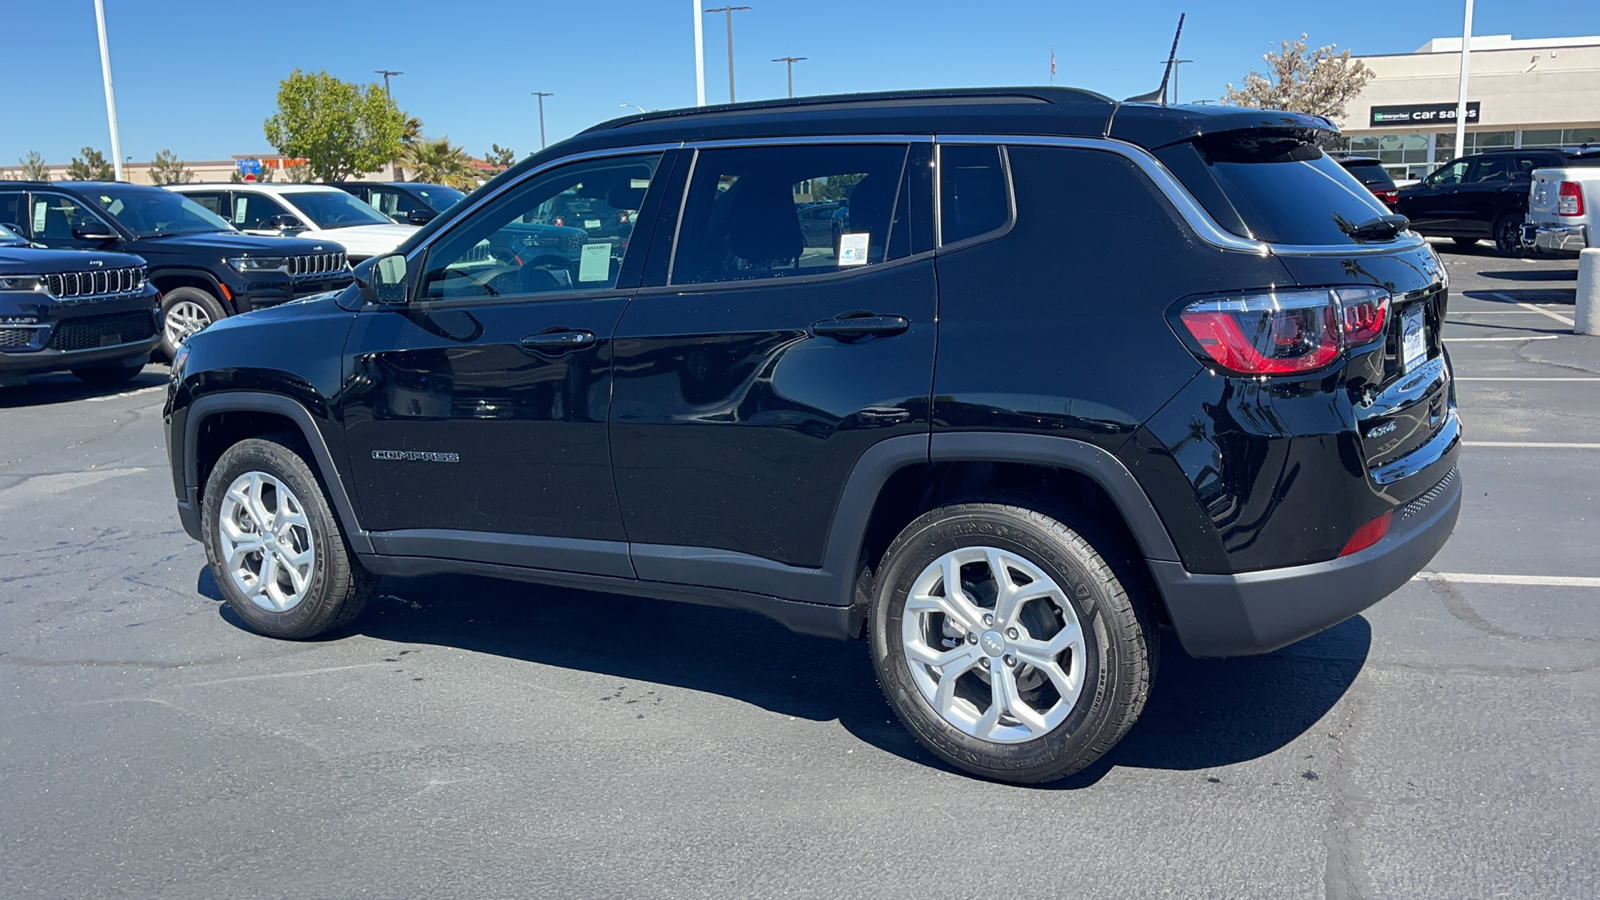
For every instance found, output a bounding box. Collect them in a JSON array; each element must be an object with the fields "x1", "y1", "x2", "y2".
[
  {"x1": 1522, "y1": 222, "x2": 1589, "y2": 254},
  {"x1": 1153, "y1": 466, "x2": 1462, "y2": 658}
]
